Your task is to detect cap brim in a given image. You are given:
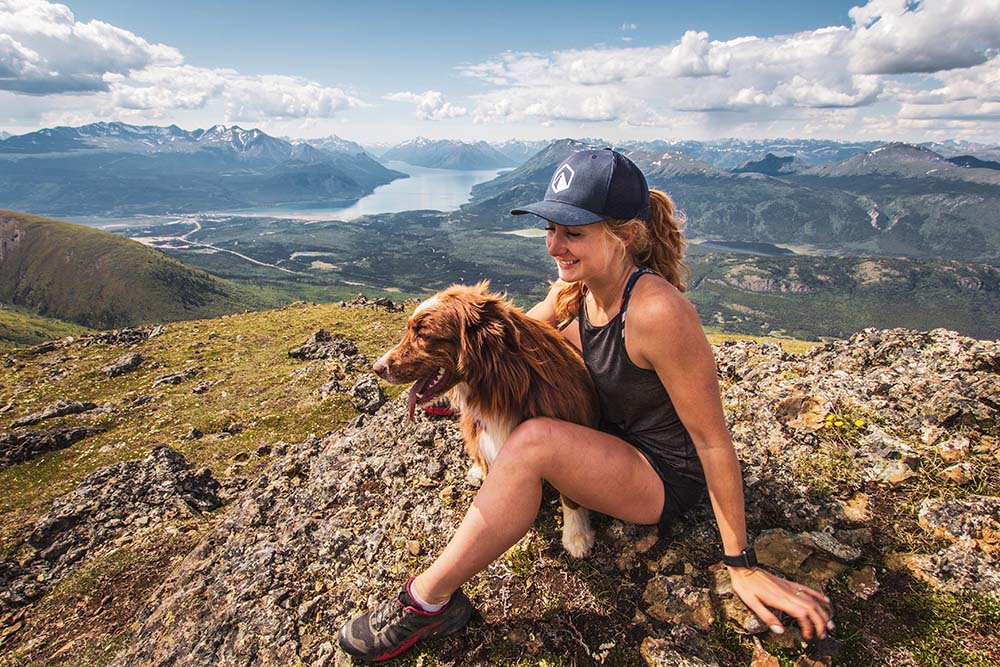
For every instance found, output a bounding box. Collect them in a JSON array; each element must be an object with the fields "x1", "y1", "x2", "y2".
[{"x1": 510, "y1": 200, "x2": 605, "y2": 227}]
